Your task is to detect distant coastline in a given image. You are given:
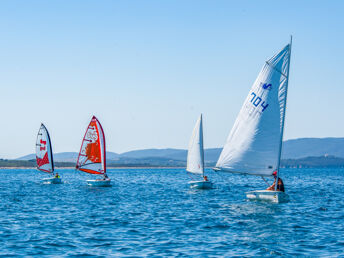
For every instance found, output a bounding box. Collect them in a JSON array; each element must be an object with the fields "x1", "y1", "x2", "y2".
[{"x1": 2, "y1": 155, "x2": 344, "y2": 169}]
